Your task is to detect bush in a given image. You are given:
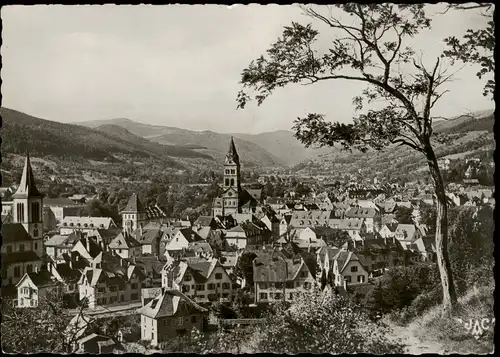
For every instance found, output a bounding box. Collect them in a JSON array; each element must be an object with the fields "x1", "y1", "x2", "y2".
[{"x1": 255, "y1": 288, "x2": 406, "y2": 354}]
